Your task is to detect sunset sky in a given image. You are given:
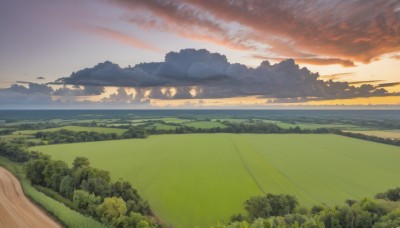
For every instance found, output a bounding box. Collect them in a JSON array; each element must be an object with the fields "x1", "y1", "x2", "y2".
[{"x1": 0, "y1": 0, "x2": 399, "y2": 108}]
